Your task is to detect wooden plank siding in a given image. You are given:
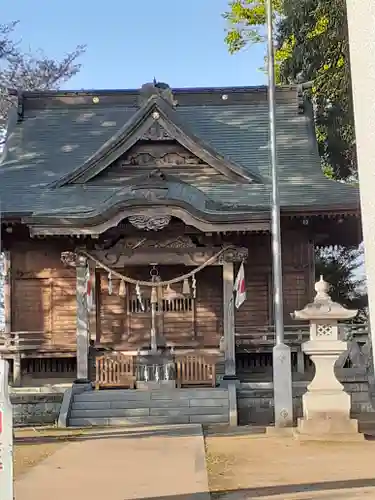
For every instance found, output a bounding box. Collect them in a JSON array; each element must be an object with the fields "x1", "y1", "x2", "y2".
[
  {"x1": 8, "y1": 229, "x2": 315, "y2": 354},
  {"x1": 98, "y1": 266, "x2": 223, "y2": 349},
  {"x1": 11, "y1": 246, "x2": 76, "y2": 349}
]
